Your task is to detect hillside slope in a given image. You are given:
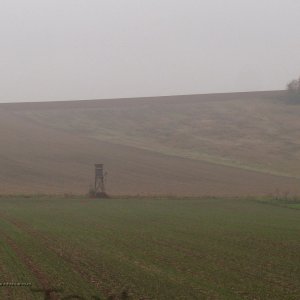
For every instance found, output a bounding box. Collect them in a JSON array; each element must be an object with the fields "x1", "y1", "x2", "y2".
[{"x1": 1, "y1": 91, "x2": 300, "y2": 196}]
